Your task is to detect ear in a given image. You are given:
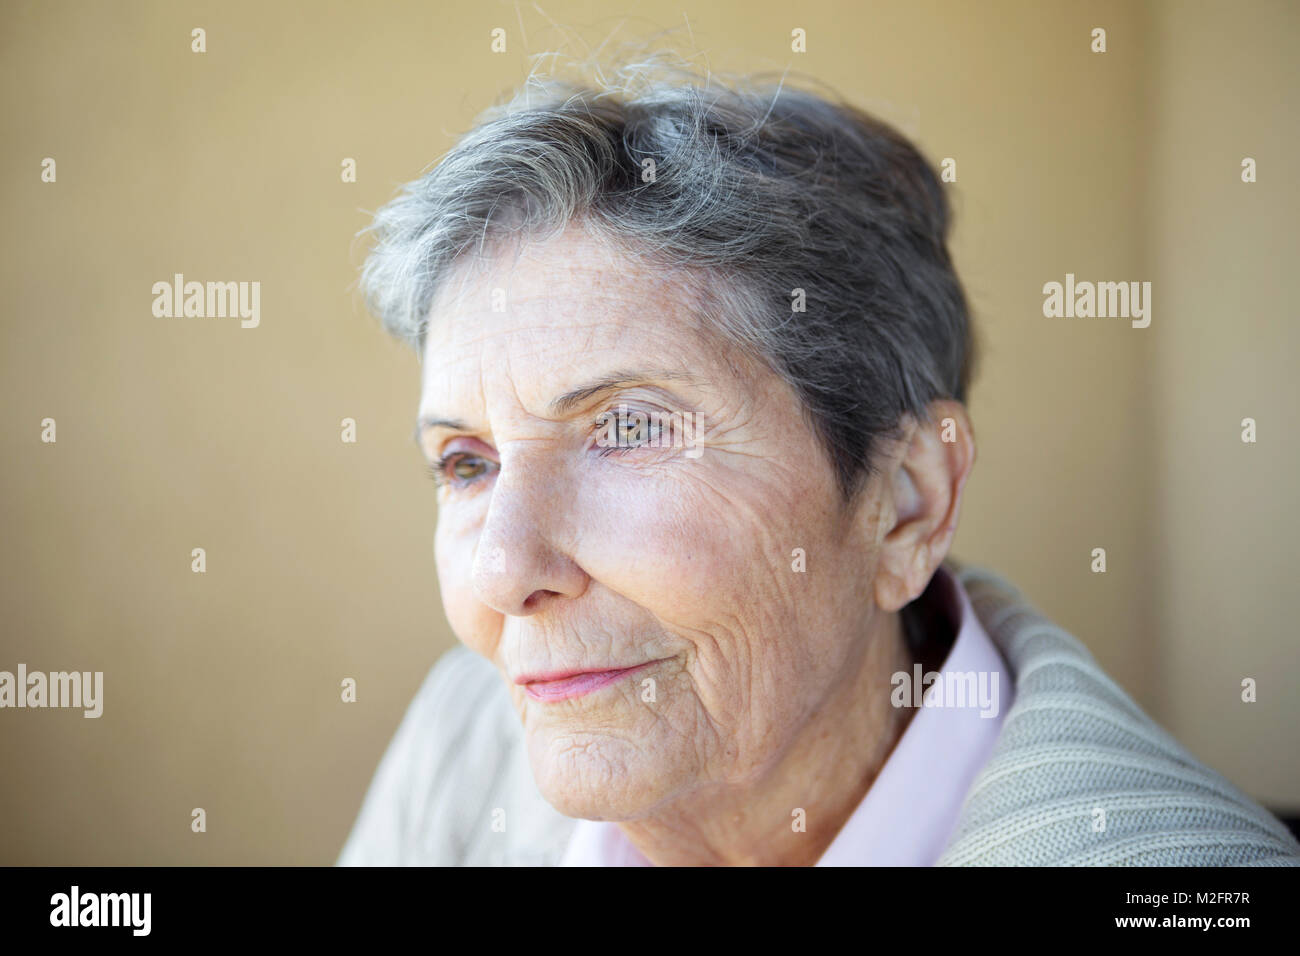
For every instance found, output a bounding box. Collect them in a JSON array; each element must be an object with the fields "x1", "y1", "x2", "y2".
[{"x1": 872, "y1": 401, "x2": 976, "y2": 613}]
